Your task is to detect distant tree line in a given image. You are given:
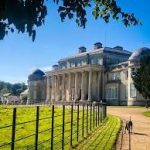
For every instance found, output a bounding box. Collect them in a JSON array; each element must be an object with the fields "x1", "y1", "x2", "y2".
[{"x1": 0, "y1": 81, "x2": 27, "y2": 96}]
